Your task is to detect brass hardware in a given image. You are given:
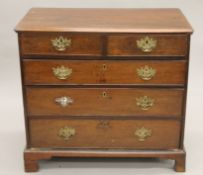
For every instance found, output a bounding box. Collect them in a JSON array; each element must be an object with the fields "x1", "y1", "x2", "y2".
[
  {"x1": 134, "y1": 127, "x2": 152, "y2": 141},
  {"x1": 102, "y1": 64, "x2": 107, "y2": 71},
  {"x1": 51, "y1": 36, "x2": 71, "y2": 51},
  {"x1": 98, "y1": 120, "x2": 110, "y2": 128},
  {"x1": 58, "y1": 126, "x2": 75, "y2": 140},
  {"x1": 102, "y1": 91, "x2": 107, "y2": 98},
  {"x1": 52, "y1": 65, "x2": 72, "y2": 80},
  {"x1": 136, "y1": 96, "x2": 154, "y2": 110},
  {"x1": 137, "y1": 36, "x2": 157, "y2": 52},
  {"x1": 137, "y1": 65, "x2": 156, "y2": 80},
  {"x1": 55, "y1": 96, "x2": 74, "y2": 107}
]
